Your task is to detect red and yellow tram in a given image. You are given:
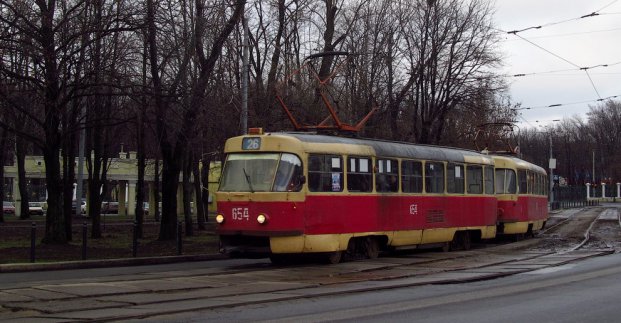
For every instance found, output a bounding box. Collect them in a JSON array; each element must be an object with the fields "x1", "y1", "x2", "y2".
[
  {"x1": 492, "y1": 155, "x2": 548, "y2": 235},
  {"x1": 215, "y1": 131, "x2": 547, "y2": 263}
]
